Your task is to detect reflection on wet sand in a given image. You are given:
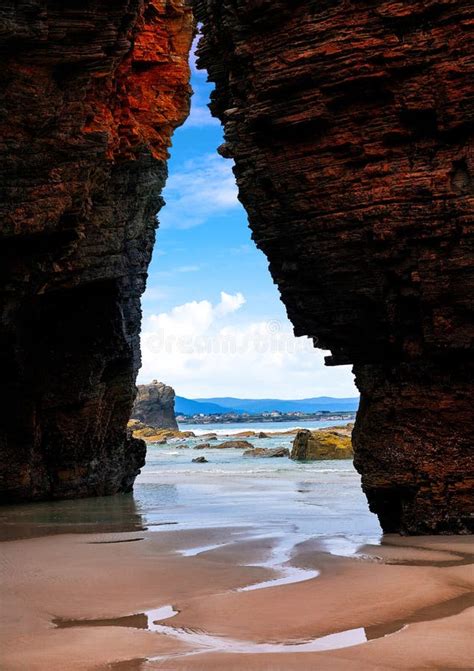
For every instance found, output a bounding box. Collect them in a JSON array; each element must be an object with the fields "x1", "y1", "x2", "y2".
[
  {"x1": 0, "y1": 493, "x2": 144, "y2": 541},
  {"x1": 52, "y1": 558, "x2": 474, "y2": 662}
]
